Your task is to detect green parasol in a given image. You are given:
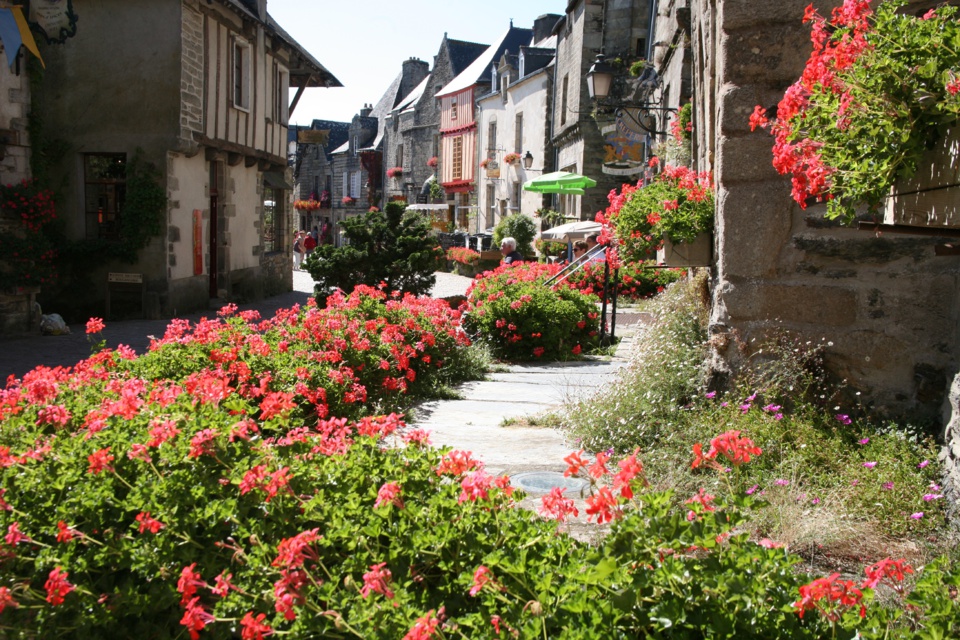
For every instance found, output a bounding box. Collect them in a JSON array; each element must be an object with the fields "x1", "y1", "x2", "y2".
[{"x1": 522, "y1": 171, "x2": 598, "y2": 195}]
